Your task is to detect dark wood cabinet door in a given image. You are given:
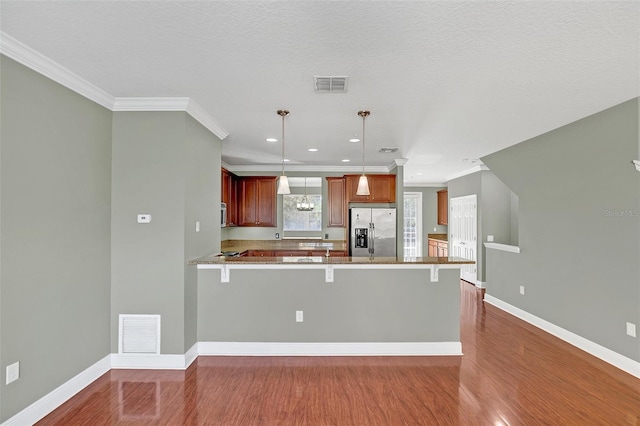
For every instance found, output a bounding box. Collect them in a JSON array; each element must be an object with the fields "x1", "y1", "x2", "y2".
[
  {"x1": 256, "y1": 178, "x2": 276, "y2": 226},
  {"x1": 221, "y1": 168, "x2": 238, "y2": 226},
  {"x1": 238, "y1": 178, "x2": 257, "y2": 226},
  {"x1": 369, "y1": 175, "x2": 396, "y2": 202},
  {"x1": 345, "y1": 174, "x2": 396, "y2": 203},
  {"x1": 326, "y1": 177, "x2": 346, "y2": 227},
  {"x1": 237, "y1": 177, "x2": 276, "y2": 227},
  {"x1": 437, "y1": 189, "x2": 448, "y2": 226}
]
